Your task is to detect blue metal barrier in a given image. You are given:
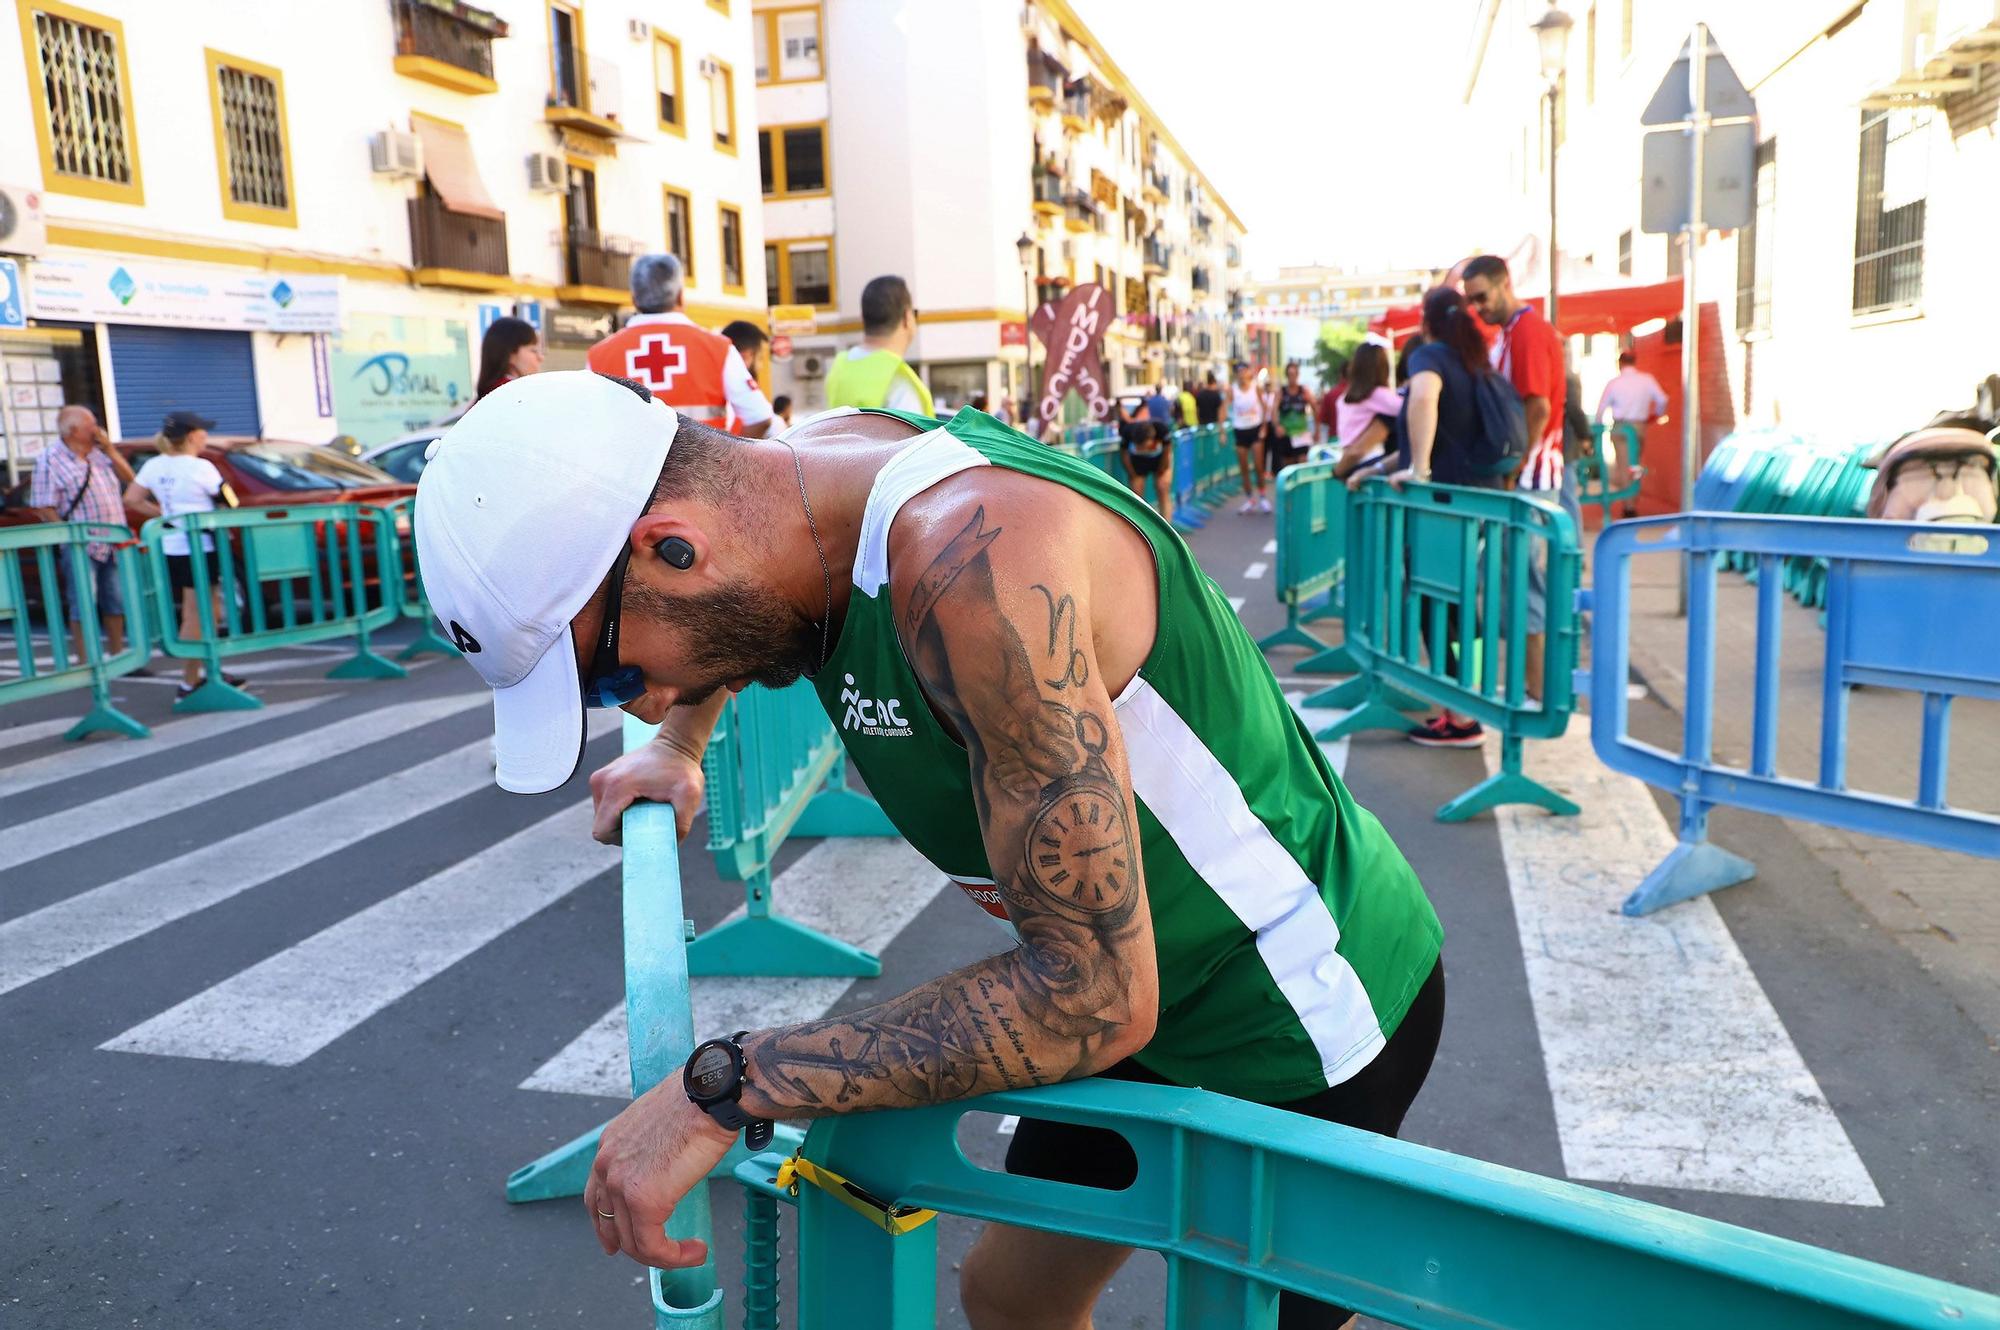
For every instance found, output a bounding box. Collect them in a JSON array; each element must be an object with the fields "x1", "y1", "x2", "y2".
[{"x1": 1587, "y1": 514, "x2": 2000, "y2": 915}]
